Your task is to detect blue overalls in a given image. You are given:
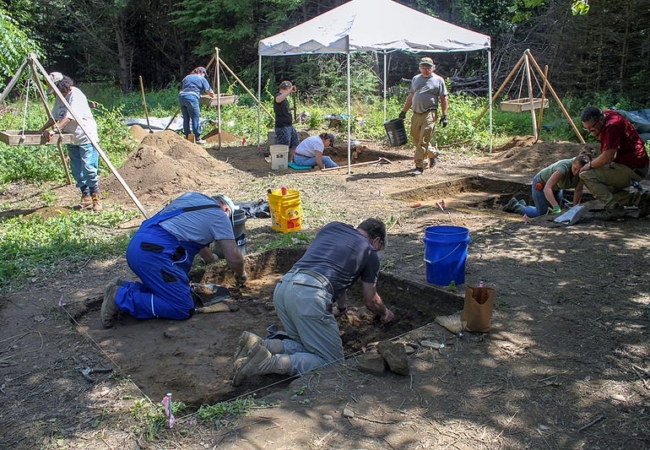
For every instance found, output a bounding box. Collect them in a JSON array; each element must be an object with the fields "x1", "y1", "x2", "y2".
[{"x1": 114, "y1": 207, "x2": 209, "y2": 320}]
